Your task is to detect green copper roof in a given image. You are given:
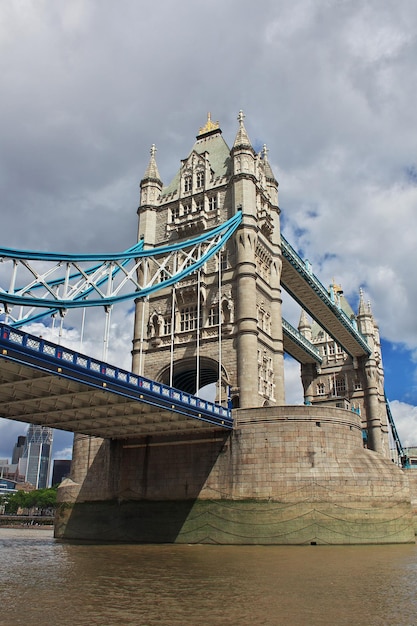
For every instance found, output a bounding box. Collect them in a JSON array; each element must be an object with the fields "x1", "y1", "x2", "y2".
[{"x1": 161, "y1": 130, "x2": 232, "y2": 198}]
